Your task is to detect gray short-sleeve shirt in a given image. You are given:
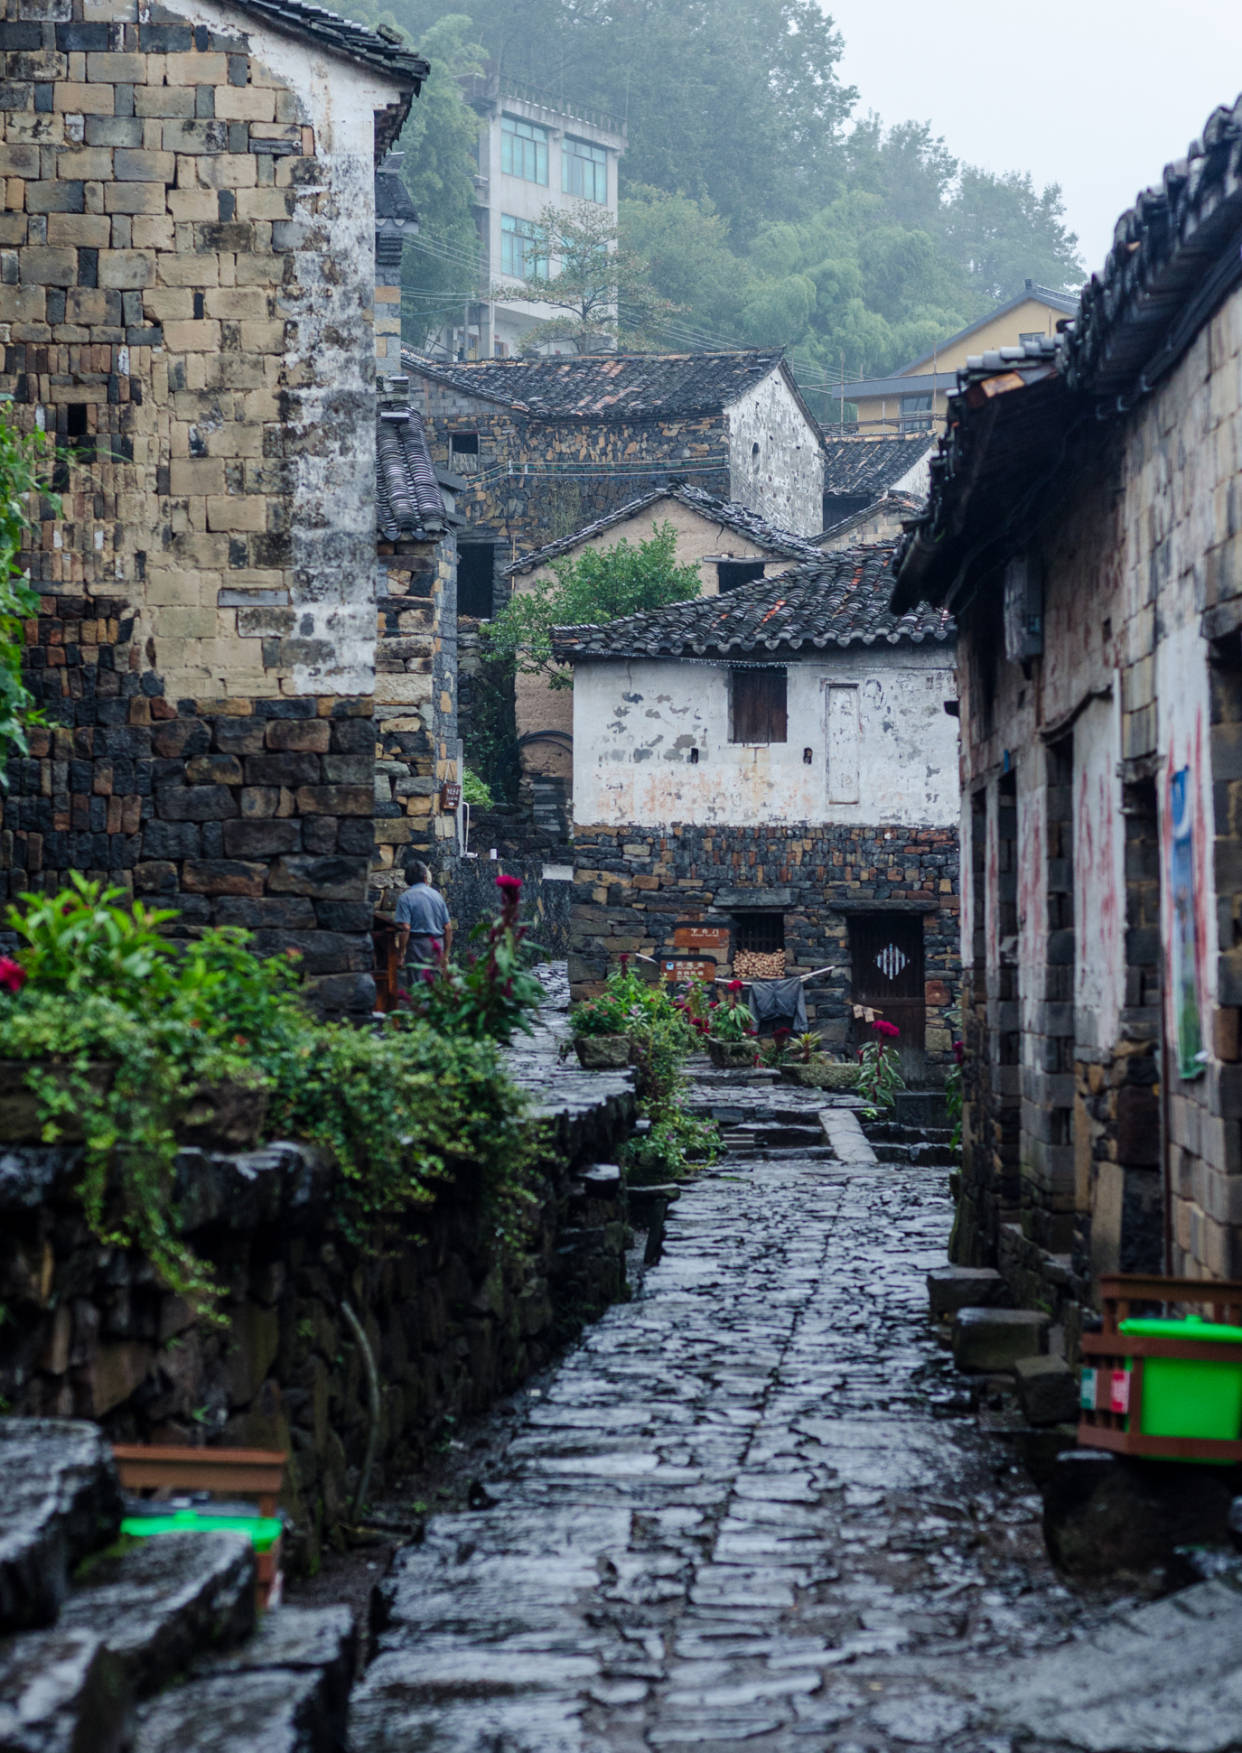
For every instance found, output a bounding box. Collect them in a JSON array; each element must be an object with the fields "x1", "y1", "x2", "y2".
[{"x1": 395, "y1": 881, "x2": 451, "y2": 940}]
